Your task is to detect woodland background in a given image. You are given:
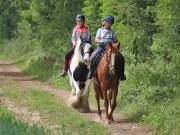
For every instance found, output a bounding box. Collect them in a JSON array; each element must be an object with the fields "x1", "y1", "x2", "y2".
[{"x1": 0, "y1": 0, "x2": 179, "y2": 135}]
